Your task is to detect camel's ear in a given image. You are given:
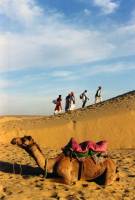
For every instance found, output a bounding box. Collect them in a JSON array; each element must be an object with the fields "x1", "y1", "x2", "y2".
[{"x1": 23, "y1": 135, "x2": 32, "y2": 140}]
